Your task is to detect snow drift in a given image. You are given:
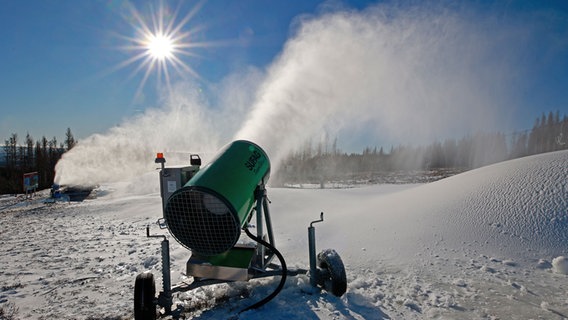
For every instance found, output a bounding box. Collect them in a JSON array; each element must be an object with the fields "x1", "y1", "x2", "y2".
[{"x1": 307, "y1": 150, "x2": 568, "y2": 266}]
